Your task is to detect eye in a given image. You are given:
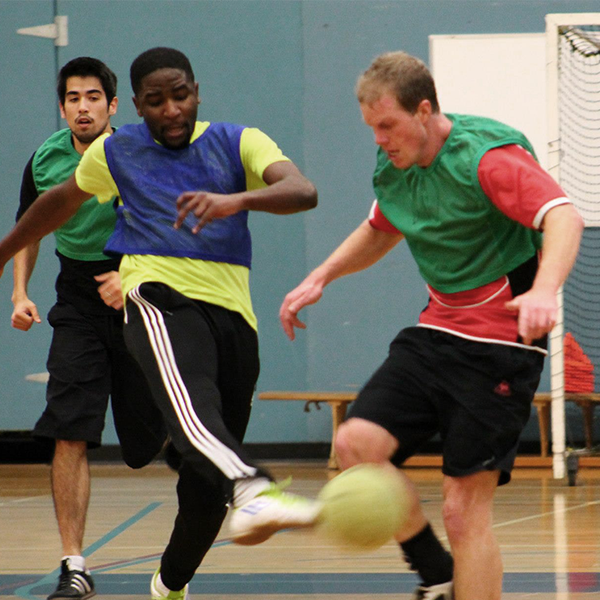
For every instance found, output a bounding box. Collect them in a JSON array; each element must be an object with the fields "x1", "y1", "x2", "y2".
[{"x1": 144, "y1": 94, "x2": 162, "y2": 107}]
